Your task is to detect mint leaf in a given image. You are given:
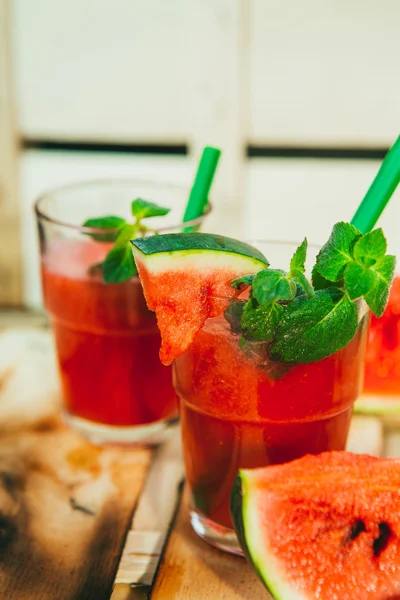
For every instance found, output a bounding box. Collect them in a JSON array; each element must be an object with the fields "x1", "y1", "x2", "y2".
[
  {"x1": 230, "y1": 273, "x2": 257, "y2": 290},
  {"x1": 311, "y1": 266, "x2": 338, "y2": 291},
  {"x1": 103, "y1": 245, "x2": 137, "y2": 283},
  {"x1": 83, "y1": 198, "x2": 171, "y2": 282},
  {"x1": 290, "y1": 238, "x2": 307, "y2": 274},
  {"x1": 344, "y1": 263, "x2": 378, "y2": 300},
  {"x1": 364, "y1": 254, "x2": 396, "y2": 317},
  {"x1": 291, "y1": 268, "x2": 315, "y2": 299},
  {"x1": 252, "y1": 269, "x2": 296, "y2": 305},
  {"x1": 315, "y1": 222, "x2": 361, "y2": 281},
  {"x1": 293, "y1": 282, "x2": 308, "y2": 302},
  {"x1": 131, "y1": 198, "x2": 170, "y2": 219},
  {"x1": 101, "y1": 223, "x2": 140, "y2": 283},
  {"x1": 271, "y1": 289, "x2": 358, "y2": 364},
  {"x1": 353, "y1": 228, "x2": 387, "y2": 267},
  {"x1": 241, "y1": 301, "x2": 283, "y2": 342},
  {"x1": 224, "y1": 301, "x2": 245, "y2": 333},
  {"x1": 115, "y1": 223, "x2": 138, "y2": 248},
  {"x1": 83, "y1": 215, "x2": 126, "y2": 242}
]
